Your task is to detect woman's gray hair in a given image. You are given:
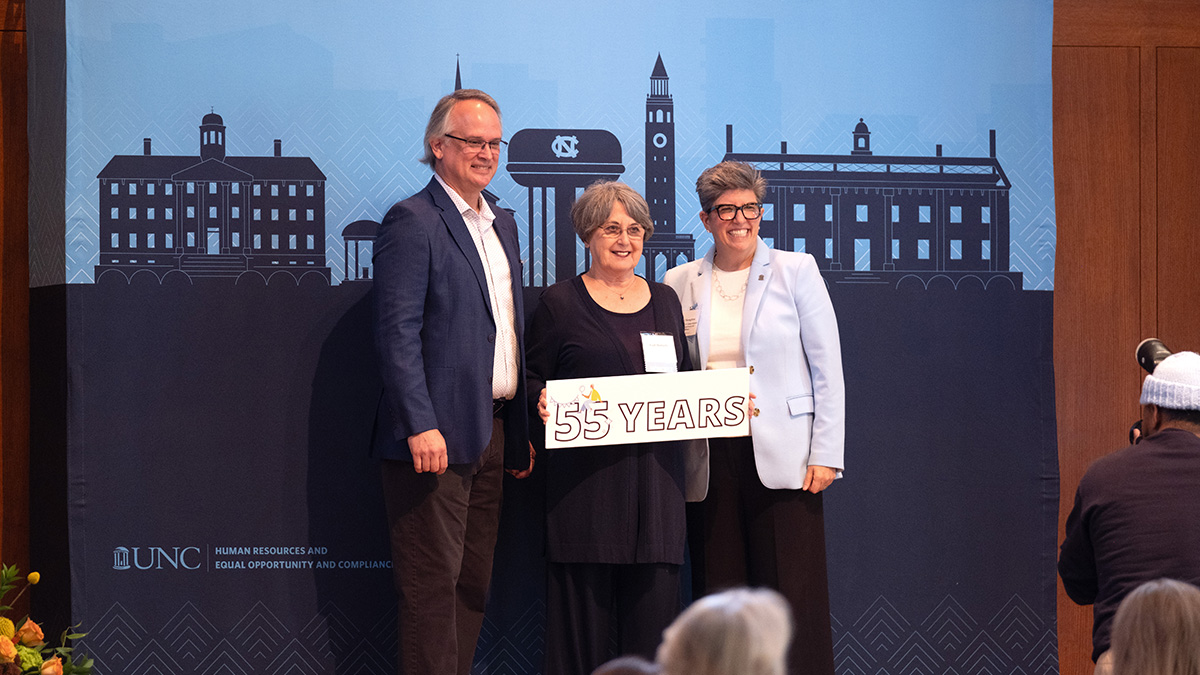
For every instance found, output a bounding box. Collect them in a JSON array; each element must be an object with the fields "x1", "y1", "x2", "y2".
[
  {"x1": 656, "y1": 588, "x2": 792, "y2": 675},
  {"x1": 695, "y1": 161, "x2": 767, "y2": 213},
  {"x1": 1112, "y1": 578, "x2": 1200, "y2": 675},
  {"x1": 420, "y1": 89, "x2": 501, "y2": 167},
  {"x1": 592, "y1": 655, "x2": 660, "y2": 675},
  {"x1": 571, "y1": 181, "x2": 655, "y2": 242}
]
